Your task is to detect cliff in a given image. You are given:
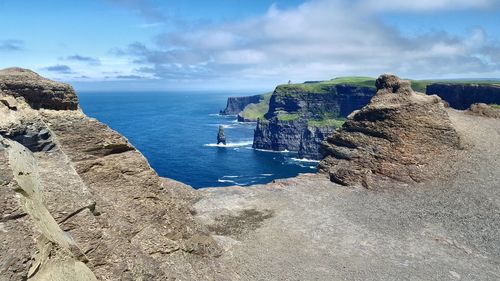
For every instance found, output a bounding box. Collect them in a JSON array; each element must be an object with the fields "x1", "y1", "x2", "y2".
[
  {"x1": 319, "y1": 74, "x2": 461, "y2": 187},
  {"x1": 0, "y1": 68, "x2": 232, "y2": 280},
  {"x1": 426, "y1": 83, "x2": 500, "y2": 109},
  {"x1": 0, "y1": 67, "x2": 79, "y2": 110},
  {"x1": 237, "y1": 92, "x2": 272, "y2": 122},
  {"x1": 253, "y1": 78, "x2": 376, "y2": 159},
  {"x1": 2, "y1": 68, "x2": 500, "y2": 281},
  {"x1": 220, "y1": 94, "x2": 262, "y2": 115}
]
